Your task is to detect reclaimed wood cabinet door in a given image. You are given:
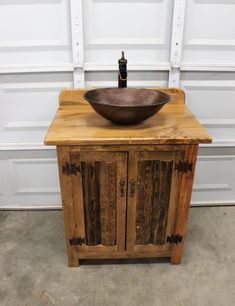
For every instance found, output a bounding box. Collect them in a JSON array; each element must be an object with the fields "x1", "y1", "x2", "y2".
[
  {"x1": 70, "y1": 151, "x2": 127, "y2": 253},
  {"x1": 126, "y1": 149, "x2": 184, "y2": 253}
]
